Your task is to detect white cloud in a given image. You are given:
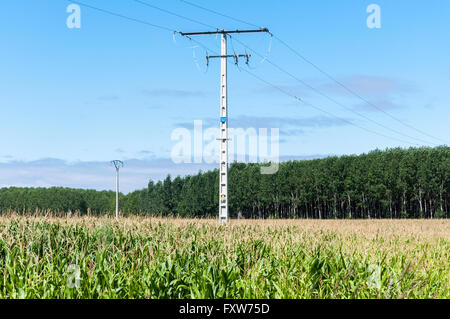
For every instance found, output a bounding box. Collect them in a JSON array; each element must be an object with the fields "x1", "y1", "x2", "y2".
[
  {"x1": 0, "y1": 158, "x2": 216, "y2": 194},
  {"x1": 0, "y1": 155, "x2": 330, "y2": 194}
]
